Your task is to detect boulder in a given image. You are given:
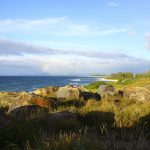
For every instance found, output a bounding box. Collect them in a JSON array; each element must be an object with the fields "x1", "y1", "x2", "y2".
[
  {"x1": 9, "y1": 105, "x2": 48, "y2": 120},
  {"x1": 56, "y1": 85, "x2": 101, "y2": 101},
  {"x1": 97, "y1": 85, "x2": 118, "y2": 99},
  {"x1": 56, "y1": 85, "x2": 81, "y2": 100},
  {"x1": 8, "y1": 92, "x2": 51, "y2": 112},
  {"x1": 123, "y1": 86, "x2": 150, "y2": 102},
  {"x1": 33, "y1": 86, "x2": 59, "y2": 98},
  {"x1": 0, "y1": 92, "x2": 21, "y2": 108}
]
